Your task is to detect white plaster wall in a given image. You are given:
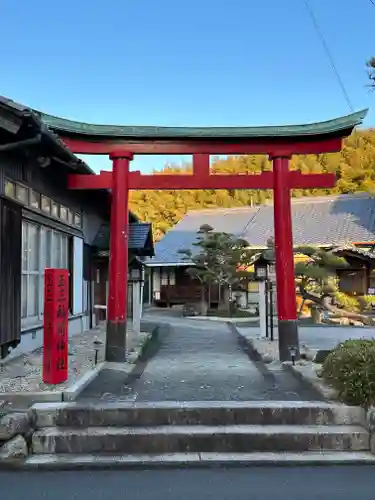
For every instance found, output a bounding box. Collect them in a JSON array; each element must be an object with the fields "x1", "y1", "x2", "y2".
[
  {"x1": 4, "y1": 275, "x2": 94, "y2": 363},
  {"x1": 152, "y1": 268, "x2": 161, "y2": 300},
  {"x1": 247, "y1": 289, "x2": 277, "y2": 311},
  {"x1": 73, "y1": 237, "x2": 84, "y2": 315},
  {"x1": 235, "y1": 291, "x2": 248, "y2": 308},
  {"x1": 248, "y1": 291, "x2": 260, "y2": 304}
]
